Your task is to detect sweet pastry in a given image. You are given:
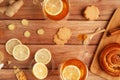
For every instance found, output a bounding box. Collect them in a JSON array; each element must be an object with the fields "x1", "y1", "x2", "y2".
[
  {"x1": 53, "y1": 27, "x2": 72, "y2": 45},
  {"x1": 53, "y1": 35, "x2": 67, "y2": 45},
  {"x1": 84, "y1": 5, "x2": 100, "y2": 20},
  {"x1": 57, "y1": 27, "x2": 72, "y2": 40},
  {"x1": 99, "y1": 43, "x2": 120, "y2": 76}
]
